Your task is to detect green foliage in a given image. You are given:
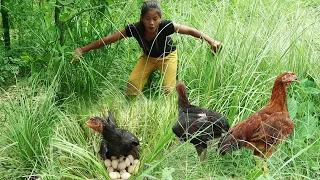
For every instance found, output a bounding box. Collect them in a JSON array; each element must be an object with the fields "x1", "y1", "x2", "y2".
[
  {"x1": 1, "y1": 0, "x2": 320, "y2": 179},
  {"x1": 0, "y1": 80, "x2": 61, "y2": 179},
  {"x1": 160, "y1": 167, "x2": 175, "y2": 180},
  {"x1": 0, "y1": 57, "x2": 19, "y2": 85}
]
